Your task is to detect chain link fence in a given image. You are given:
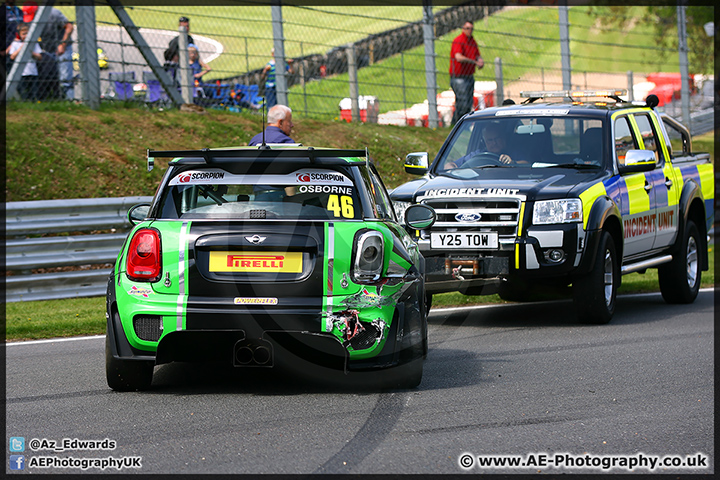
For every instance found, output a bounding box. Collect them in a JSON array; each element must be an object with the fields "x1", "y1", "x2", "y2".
[{"x1": 3, "y1": 2, "x2": 714, "y2": 130}]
